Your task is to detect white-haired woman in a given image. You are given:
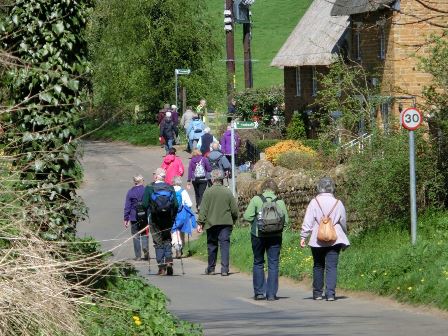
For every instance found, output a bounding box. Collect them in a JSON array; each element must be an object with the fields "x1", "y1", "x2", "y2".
[
  {"x1": 123, "y1": 174, "x2": 149, "y2": 260},
  {"x1": 300, "y1": 177, "x2": 350, "y2": 301},
  {"x1": 171, "y1": 175, "x2": 196, "y2": 258},
  {"x1": 197, "y1": 127, "x2": 218, "y2": 156}
]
